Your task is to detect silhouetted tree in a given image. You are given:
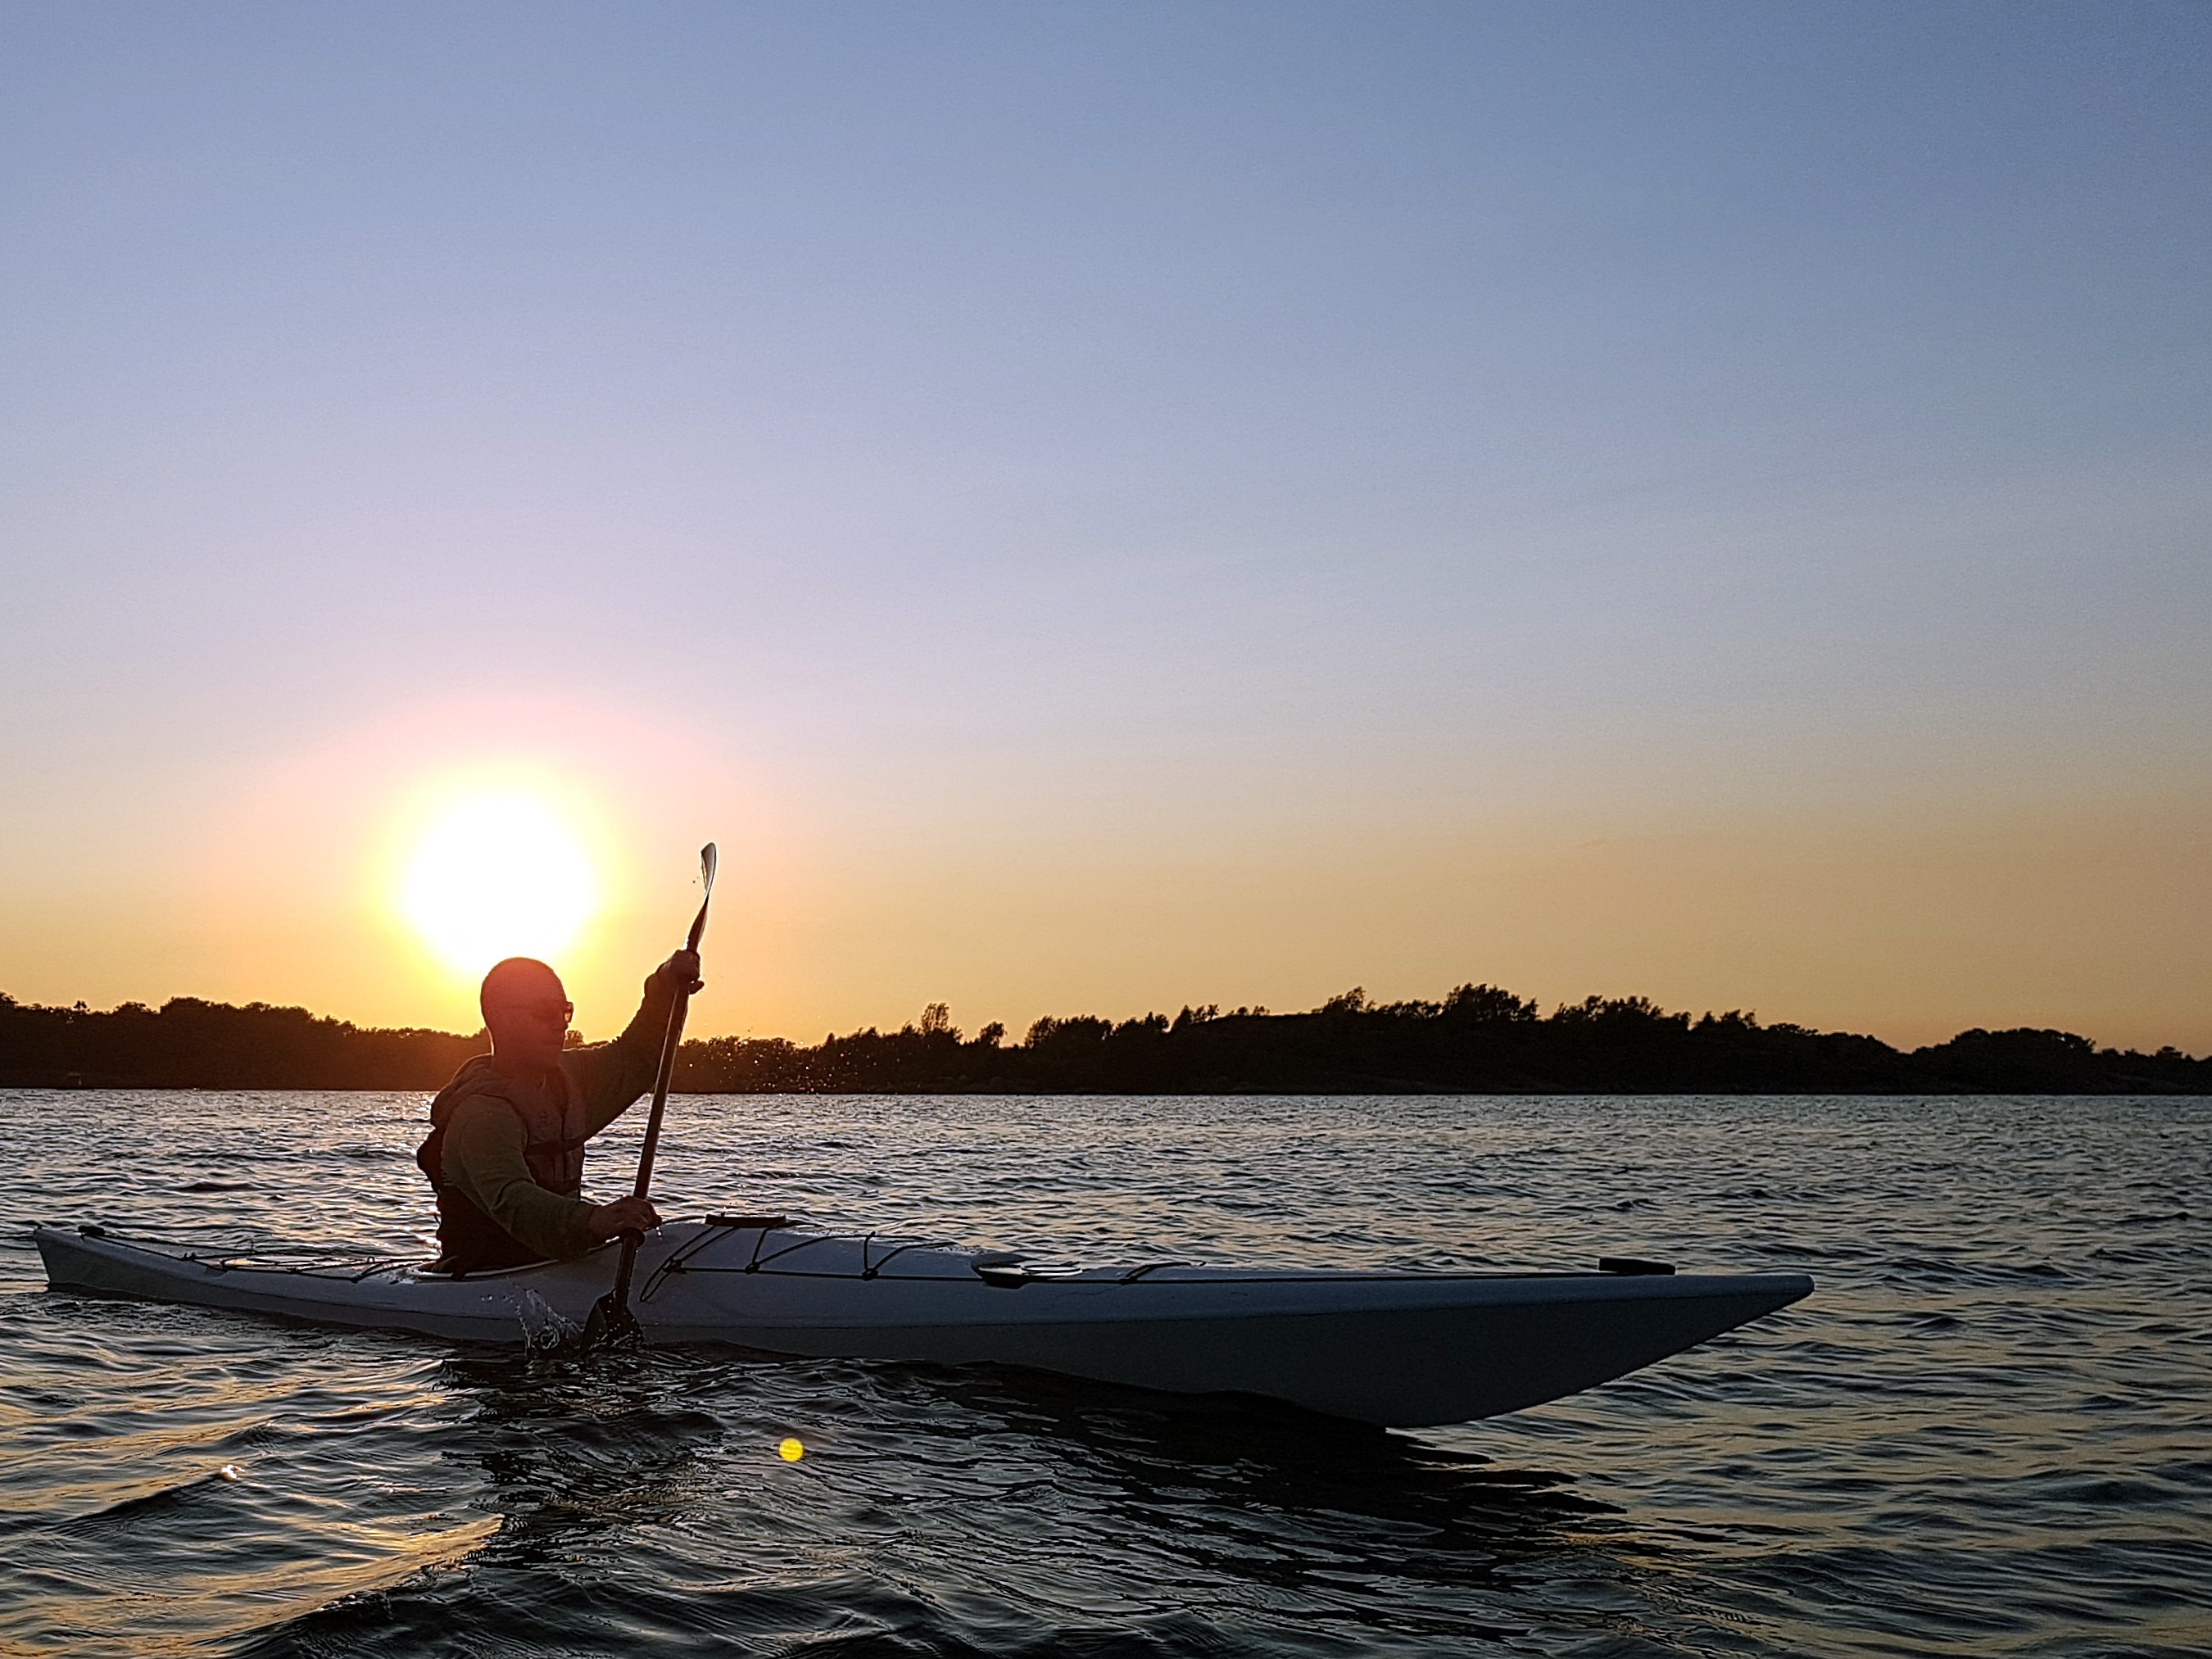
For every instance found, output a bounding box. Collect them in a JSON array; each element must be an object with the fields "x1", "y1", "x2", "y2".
[{"x1": 4, "y1": 986, "x2": 2205, "y2": 1095}]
